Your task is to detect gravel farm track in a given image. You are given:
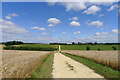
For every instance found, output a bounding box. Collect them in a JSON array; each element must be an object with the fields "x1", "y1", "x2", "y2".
[{"x1": 52, "y1": 46, "x2": 104, "y2": 78}]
